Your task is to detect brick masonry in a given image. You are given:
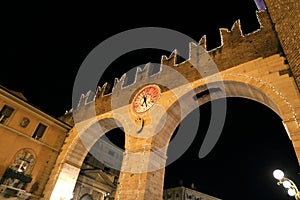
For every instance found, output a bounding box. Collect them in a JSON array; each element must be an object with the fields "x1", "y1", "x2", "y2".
[{"x1": 263, "y1": 0, "x2": 300, "y2": 90}]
